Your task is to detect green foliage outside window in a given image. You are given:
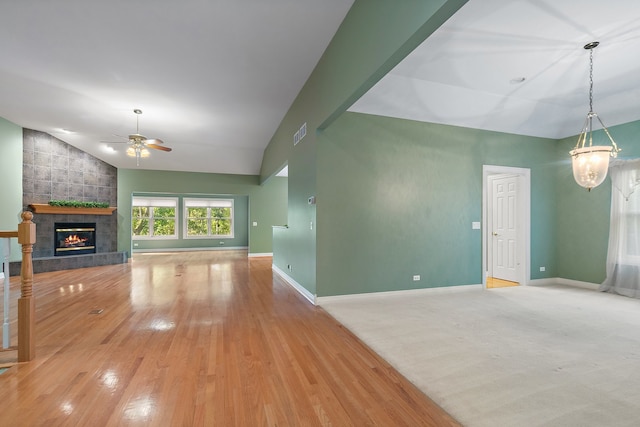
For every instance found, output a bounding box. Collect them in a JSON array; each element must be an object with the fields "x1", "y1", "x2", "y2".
[
  {"x1": 211, "y1": 207, "x2": 231, "y2": 236},
  {"x1": 132, "y1": 204, "x2": 176, "y2": 238},
  {"x1": 132, "y1": 198, "x2": 232, "y2": 240},
  {"x1": 186, "y1": 205, "x2": 232, "y2": 237},
  {"x1": 132, "y1": 206, "x2": 149, "y2": 237}
]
